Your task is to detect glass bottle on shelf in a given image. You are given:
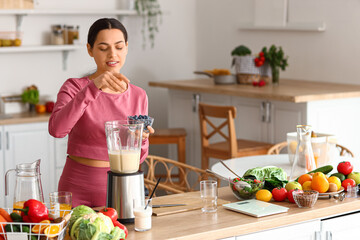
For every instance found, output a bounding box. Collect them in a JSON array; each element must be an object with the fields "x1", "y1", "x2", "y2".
[{"x1": 290, "y1": 125, "x2": 317, "y2": 180}]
